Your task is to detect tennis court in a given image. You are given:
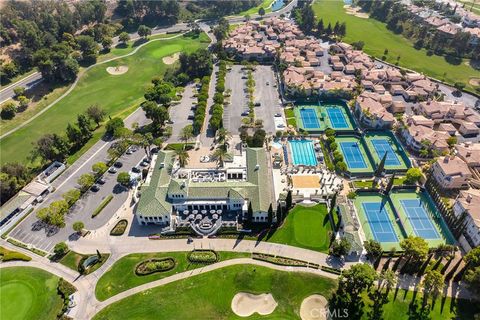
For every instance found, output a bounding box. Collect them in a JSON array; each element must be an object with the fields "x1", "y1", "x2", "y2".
[
  {"x1": 371, "y1": 139, "x2": 401, "y2": 166},
  {"x1": 327, "y1": 108, "x2": 349, "y2": 129},
  {"x1": 362, "y1": 202, "x2": 398, "y2": 242},
  {"x1": 299, "y1": 108, "x2": 320, "y2": 129},
  {"x1": 400, "y1": 199, "x2": 440, "y2": 239},
  {"x1": 340, "y1": 141, "x2": 367, "y2": 169}
]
